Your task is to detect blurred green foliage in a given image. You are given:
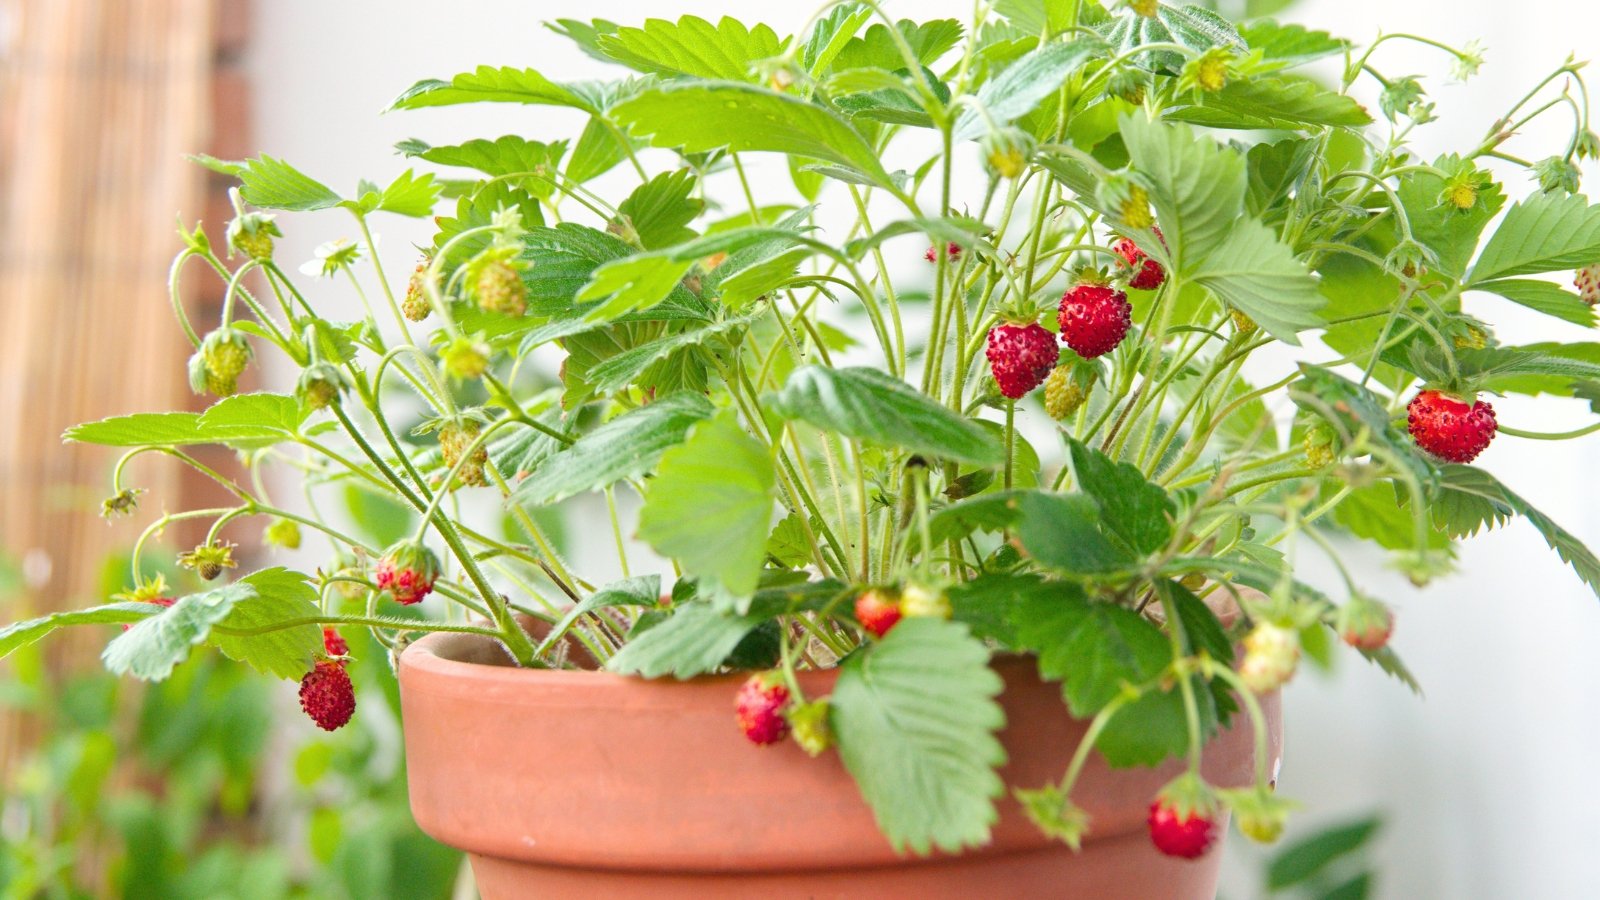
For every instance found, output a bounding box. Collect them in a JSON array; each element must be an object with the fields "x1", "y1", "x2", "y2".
[{"x1": 0, "y1": 557, "x2": 462, "y2": 900}]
